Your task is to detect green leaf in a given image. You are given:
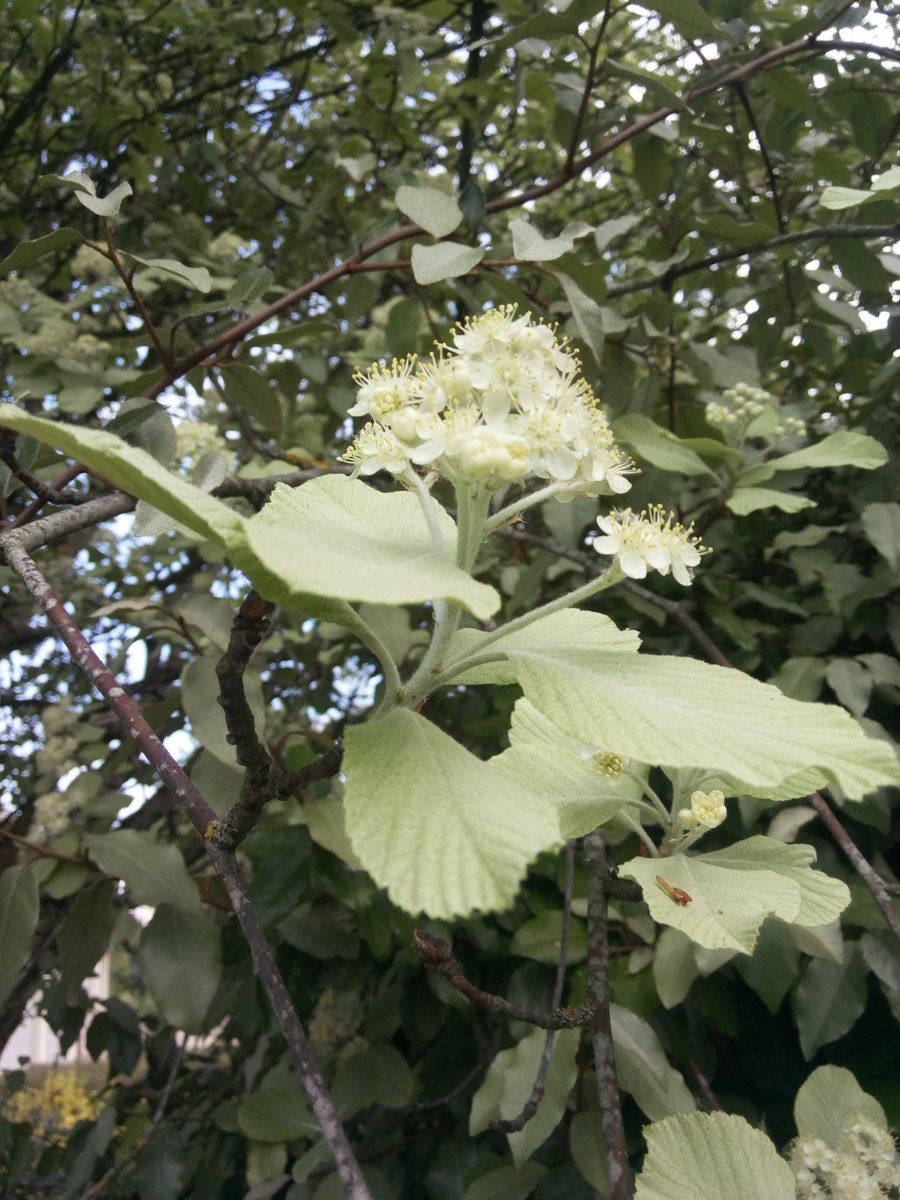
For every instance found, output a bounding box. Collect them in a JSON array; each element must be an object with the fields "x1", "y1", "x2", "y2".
[
  {"x1": 447, "y1": 608, "x2": 640, "y2": 686},
  {"x1": 611, "y1": 1004, "x2": 696, "y2": 1121},
  {"x1": 0, "y1": 407, "x2": 244, "y2": 545},
  {"x1": 343, "y1": 709, "x2": 558, "y2": 918},
  {"x1": 861, "y1": 501, "x2": 900, "y2": 569},
  {"x1": 766, "y1": 430, "x2": 887, "y2": 472},
  {"x1": 728, "y1": 487, "x2": 815, "y2": 515},
  {"x1": 219, "y1": 362, "x2": 284, "y2": 433},
  {"x1": 555, "y1": 272, "x2": 606, "y2": 365},
  {"x1": 458, "y1": 617, "x2": 899, "y2": 799},
  {"x1": 463, "y1": 1163, "x2": 548, "y2": 1200},
  {"x1": 825, "y1": 658, "x2": 871, "y2": 717},
  {"x1": 509, "y1": 217, "x2": 592, "y2": 262},
  {"x1": 648, "y1": 0, "x2": 724, "y2": 42},
  {"x1": 181, "y1": 653, "x2": 266, "y2": 767},
  {"x1": 57, "y1": 879, "x2": 118, "y2": 1003},
  {"x1": 794, "y1": 1065, "x2": 886, "y2": 1145},
  {"x1": 138, "y1": 903, "x2": 221, "y2": 1033},
  {"x1": 0, "y1": 864, "x2": 39, "y2": 1006},
  {"x1": 395, "y1": 185, "x2": 463, "y2": 237},
  {"x1": 492, "y1": 698, "x2": 644, "y2": 838},
  {"x1": 72, "y1": 180, "x2": 133, "y2": 217},
  {"x1": 129, "y1": 1127, "x2": 184, "y2": 1200},
  {"x1": 793, "y1": 946, "x2": 868, "y2": 1059},
  {"x1": 634, "y1": 1112, "x2": 796, "y2": 1200},
  {"x1": 612, "y1": 414, "x2": 715, "y2": 477},
  {"x1": 653, "y1": 927, "x2": 701, "y2": 1009},
  {"x1": 0, "y1": 228, "x2": 84, "y2": 275},
  {"x1": 469, "y1": 1027, "x2": 580, "y2": 1165},
  {"x1": 510, "y1": 910, "x2": 586, "y2": 964},
  {"x1": 622, "y1": 837, "x2": 850, "y2": 953},
  {"x1": 410, "y1": 242, "x2": 484, "y2": 284},
  {"x1": 238, "y1": 1088, "x2": 316, "y2": 1142},
  {"x1": 820, "y1": 185, "x2": 879, "y2": 209},
  {"x1": 238, "y1": 476, "x2": 499, "y2": 619},
  {"x1": 226, "y1": 266, "x2": 274, "y2": 304},
  {"x1": 85, "y1": 830, "x2": 202, "y2": 914},
  {"x1": 121, "y1": 252, "x2": 213, "y2": 293}
]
